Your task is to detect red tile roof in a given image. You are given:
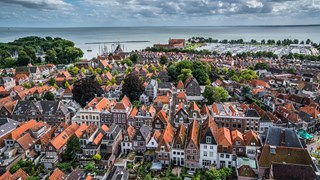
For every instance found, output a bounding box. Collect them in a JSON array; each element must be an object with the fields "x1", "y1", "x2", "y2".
[
  {"x1": 177, "y1": 80, "x2": 184, "y2": 89},
  {"x1": 218, "y1": 127, "x2": 232, "y2": 146},
  {"x1": 11, "y1": 119, "x2": 37, "y2": 140},
  {"x1": 156, "y1": 110, "x2": 168, "y2": 124},
  {"x1": 74, "y1": 124, "x2": 88, "y2": 138},
  {"x1": 51, "y1": 123, "x2": 79, "y2": 150},
  {"x1": 16, "y1": 133, "x2": 36, "y2": 151},
  {"x1": 49, "y1": 168, "x2": 66, "y2": 180}
]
